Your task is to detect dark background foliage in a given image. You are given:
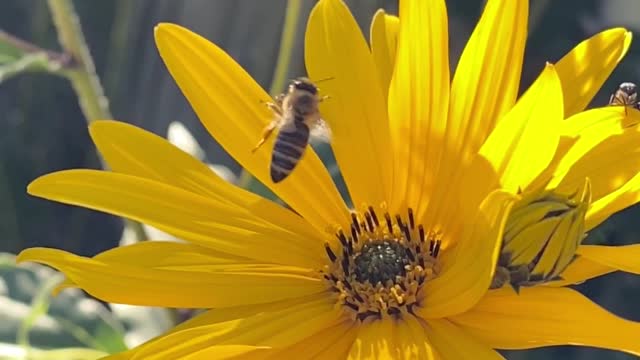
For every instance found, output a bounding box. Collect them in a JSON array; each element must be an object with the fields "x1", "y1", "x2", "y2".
[{"x1": 1, "y1": 1, "x2": 639, "y2": 358}]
